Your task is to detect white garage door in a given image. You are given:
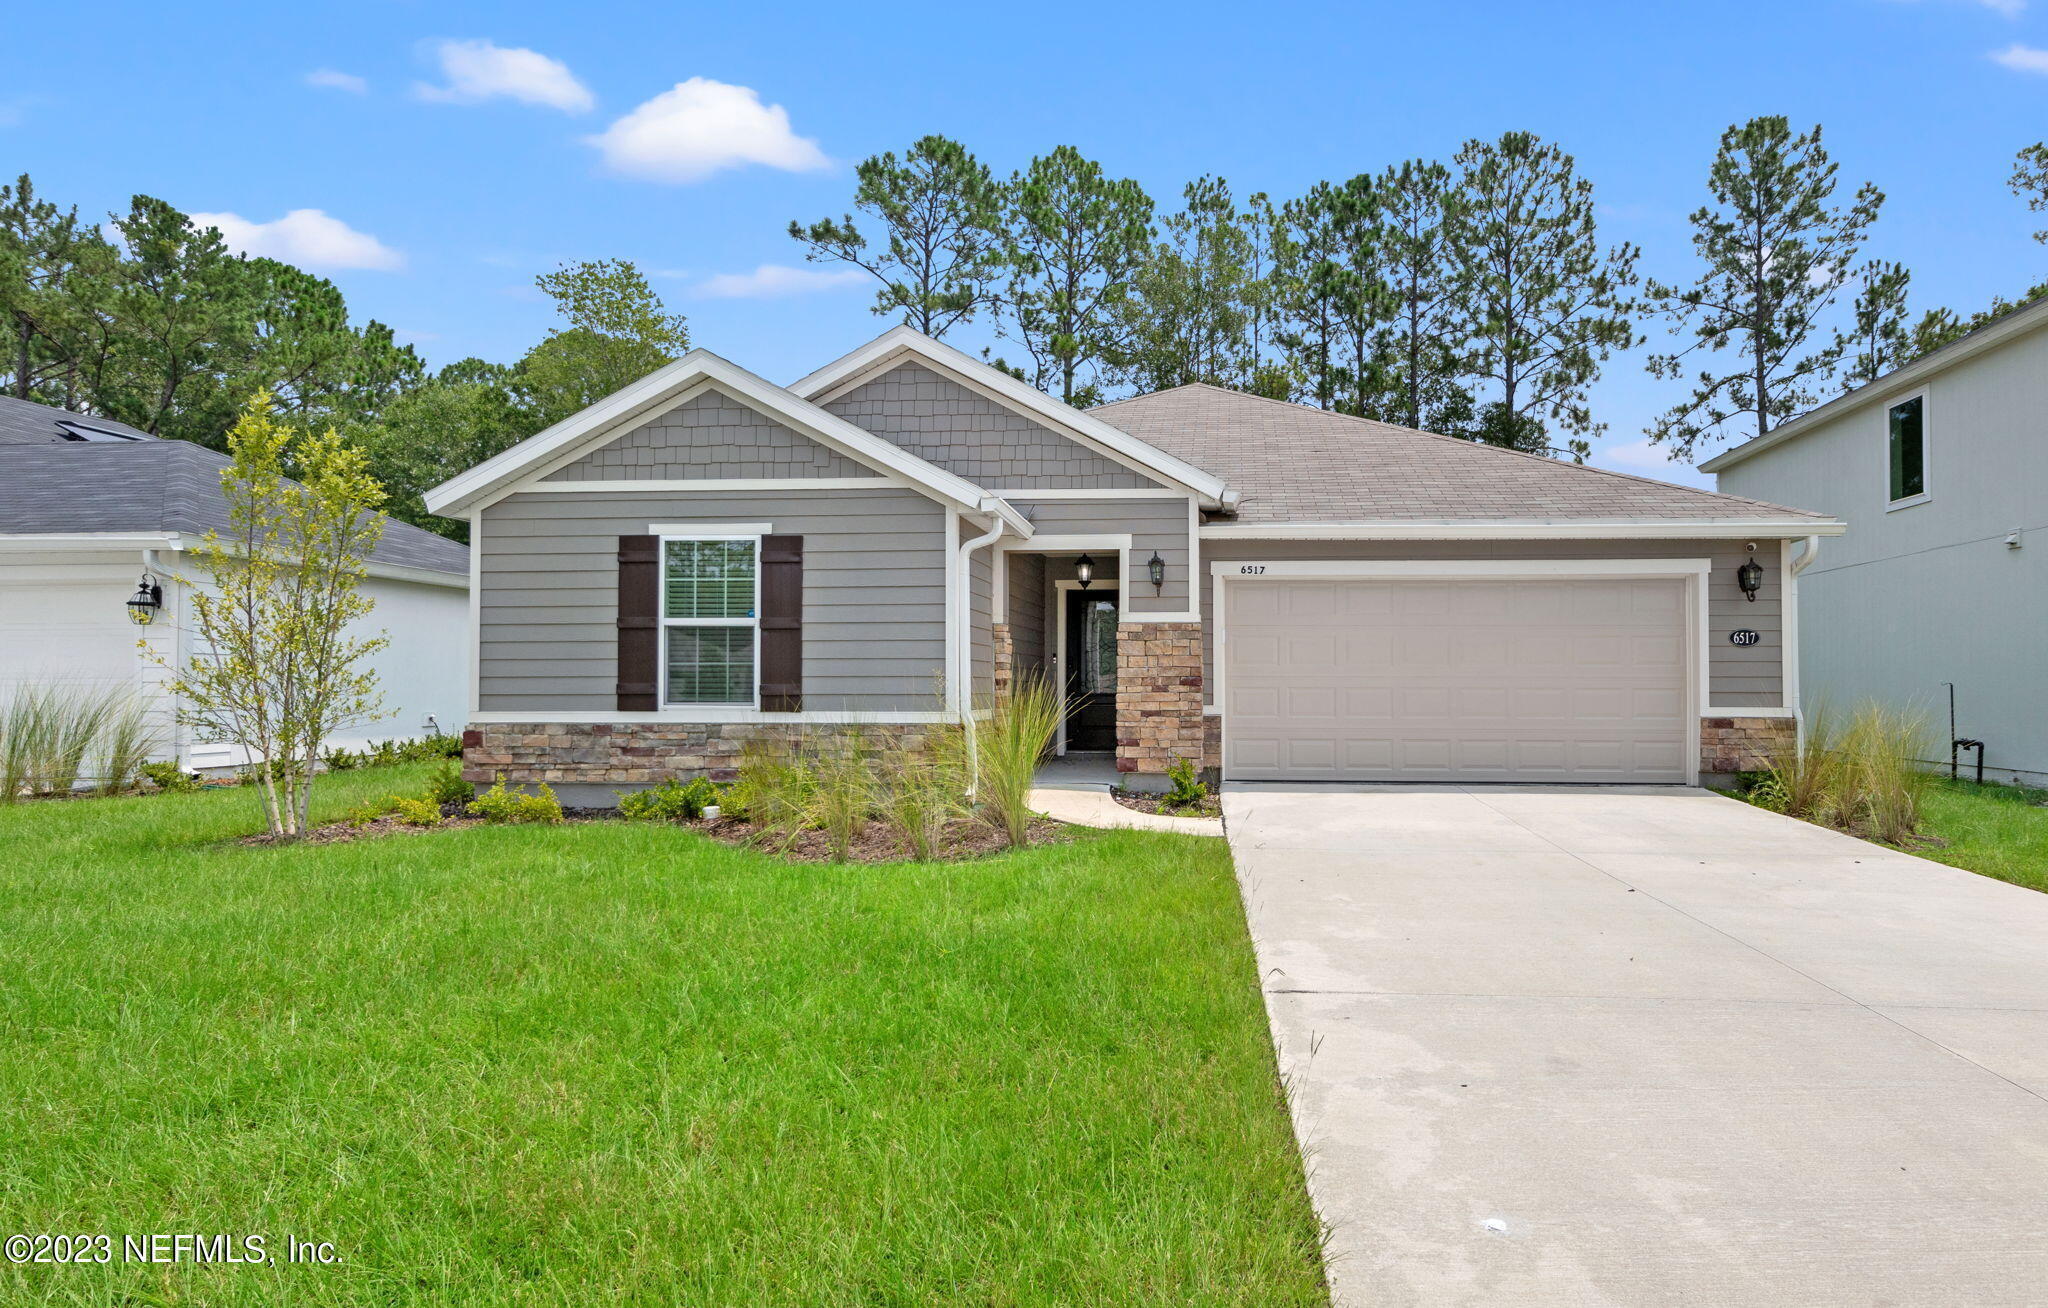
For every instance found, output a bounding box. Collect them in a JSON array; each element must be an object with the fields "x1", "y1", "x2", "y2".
[
  {"x1": 1223, "y1": 577, "x2": 1691, "y2": 784},
  {"x1": 0, "y1": 581, "x2": 141, "y2": 700}
]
